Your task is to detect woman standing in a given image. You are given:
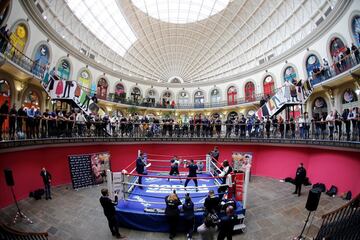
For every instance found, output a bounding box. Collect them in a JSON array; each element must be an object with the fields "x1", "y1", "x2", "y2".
[{"x1": 165, "y1": 192, "x2": 181, "y2": 239}]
